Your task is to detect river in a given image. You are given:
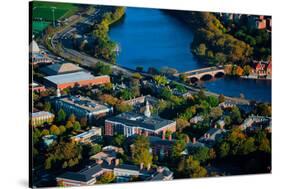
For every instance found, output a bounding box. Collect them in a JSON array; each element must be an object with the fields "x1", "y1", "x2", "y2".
[{"x1": 109, "y1": 7, "x2": 271, "y2": 103}]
